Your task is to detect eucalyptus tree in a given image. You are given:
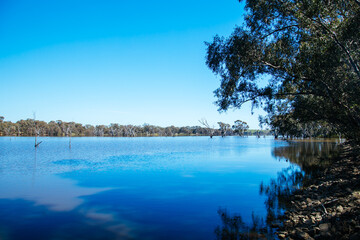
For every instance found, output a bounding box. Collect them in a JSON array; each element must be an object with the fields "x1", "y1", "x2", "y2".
[
  {"x1": 84, "y1": 124, "x2": 95, "y2": 136},
  {"x1": 147, "y1": 124, "x2": 158, "y2": 136},
  {"x1": 16, "y1": 119, "x2": 33, "y2": 136},
  {"x1": 94, "y1": 125, "x2": 105, "y2": 137},
  {"x1": 261, "y1": 111, "x2": 337, "y2": 139},
  {"x1": 73, "y1": 123, "x2": 84, "y2": 136},
  {"x1": 3, "y1": 122, "x2": 14, "y2": 136},
  {"x1": 123, "y1": 125, "x2": 136, "y2": 137},
  {"x1": 206, "y1": 0, "x2": 360, "y2": 143},
  {"x1": 109, "y1": 123, "x2": 120, "y2": 137},
  {"x1": 15, "y1": 123, "x2": 21, "y2": 136},
  {"x1": 0, "y1": 117, "x2": 5, "y2": 136},
  {"x1": 47, "y1": 121, "x2": 61, "y2": 136},
  {"x1": 218, "y1": 122, "x2": 231, "y2": 137},
  {"x1": 232, "y1": 120, "x2": 249, "y2": 136},
  {"x1": 142, "y1": 123, "x2": 151, "y2": 136}
]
